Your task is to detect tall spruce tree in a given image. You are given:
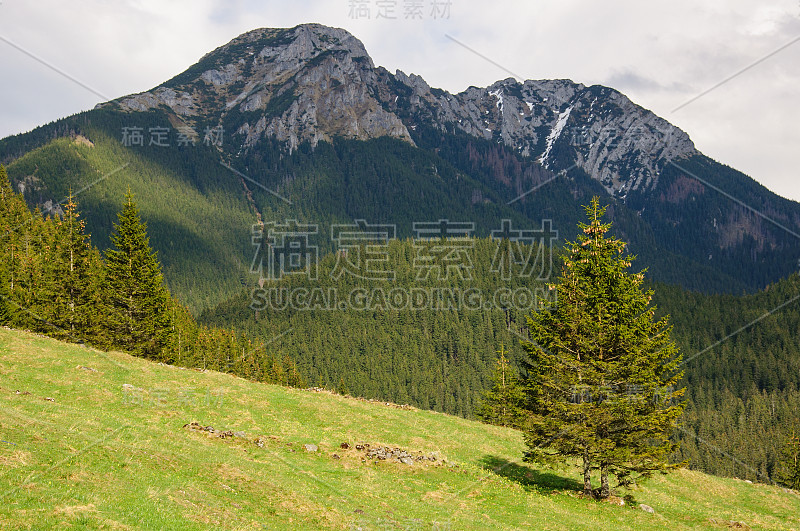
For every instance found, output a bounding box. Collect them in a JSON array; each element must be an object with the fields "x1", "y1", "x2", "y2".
[
  {"x1": 0, "y1": 256, "x2": 10, "y2": 325},
  {"x1": 104, "y1": 191, "x2": 172, "y2": 359},
  {"x1": 48, "y1": 193, "x2": 106, "y2": 342},
  {"x1": 0, "y1": 164, "x2": 31, "y2": 326},
  {"x1": 0, "y1": 166, "x2": 11, "y2": 324},
  {"x1": 779, "y1": 428, "x2": 800, "y2": 490},
  {"x1": 521, "y1": 197, "x2": 685, "y2": 498},
  {"x1": 476, "y1": 344, "x2": 526, "y2": 428}
]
